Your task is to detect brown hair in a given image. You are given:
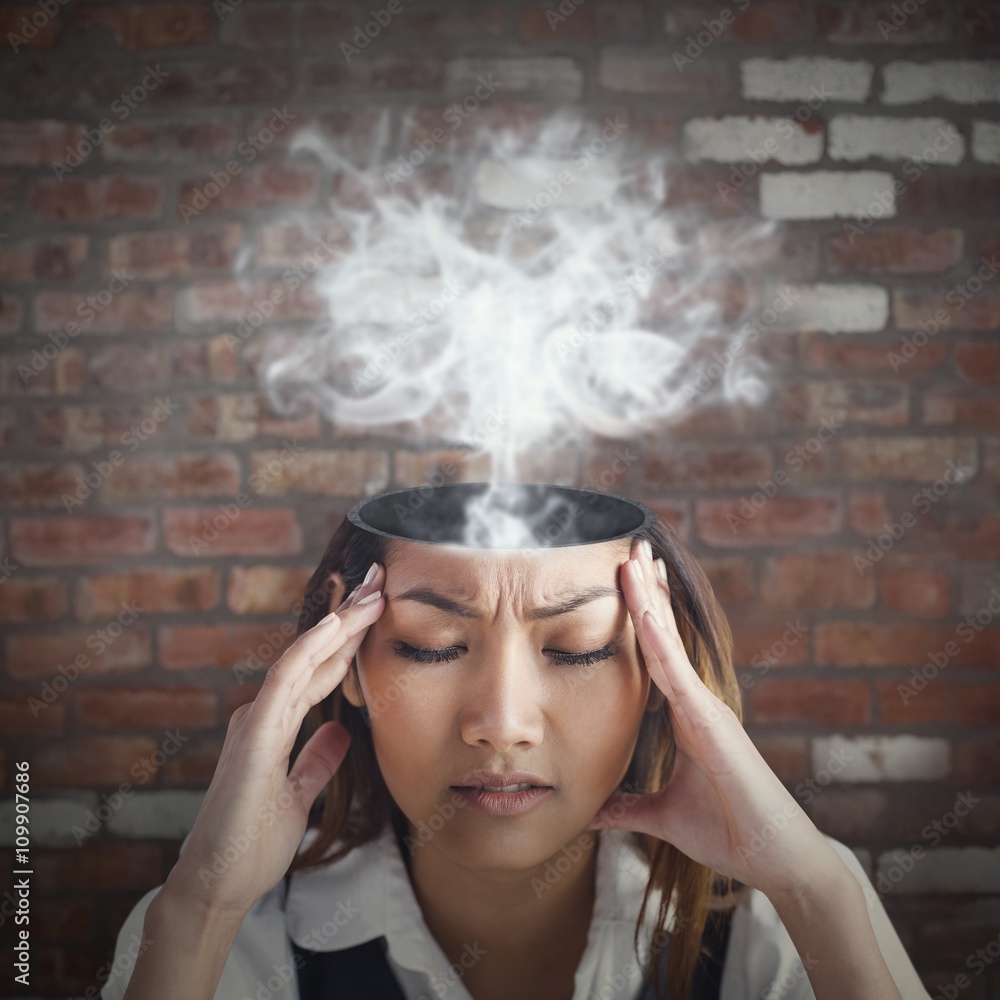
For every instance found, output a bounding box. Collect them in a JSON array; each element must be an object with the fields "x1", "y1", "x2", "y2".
[{"x1": 286, "y1": 511, "x2": 748, "y2": 1000}]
